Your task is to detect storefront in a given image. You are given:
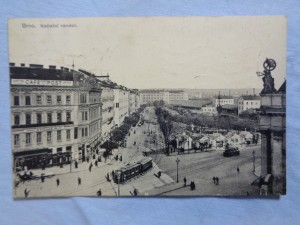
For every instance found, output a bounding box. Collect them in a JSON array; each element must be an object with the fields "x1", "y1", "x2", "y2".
[{"x1": 14, "y1": 148, "x2": 72, "y2": 171}]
